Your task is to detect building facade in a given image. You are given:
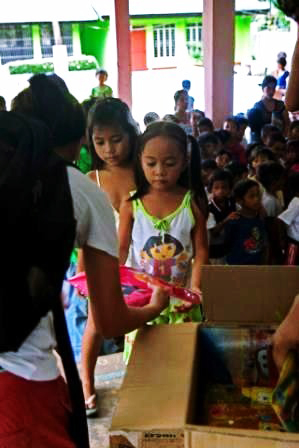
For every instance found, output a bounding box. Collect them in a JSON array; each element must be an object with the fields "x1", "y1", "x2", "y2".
[{"x1": 0, "y1": 0, "x2": 270, "y2": 71}]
